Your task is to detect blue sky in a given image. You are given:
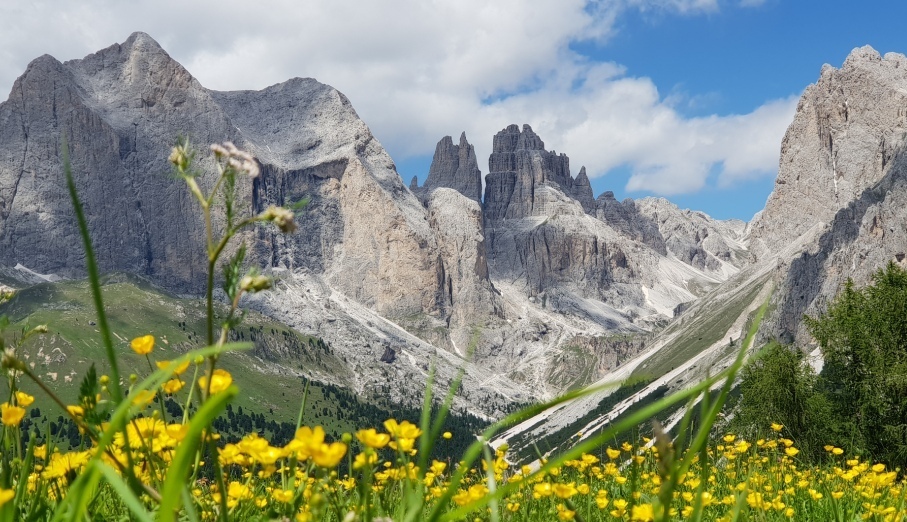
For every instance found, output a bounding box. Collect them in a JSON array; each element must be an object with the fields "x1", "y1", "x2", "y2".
[
  {"x1": 2, "y1": 1, "x2": 906, "y2": 221},
  {"x1": 399, "y1": 1, "x2": 907, "y2": 220}
]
